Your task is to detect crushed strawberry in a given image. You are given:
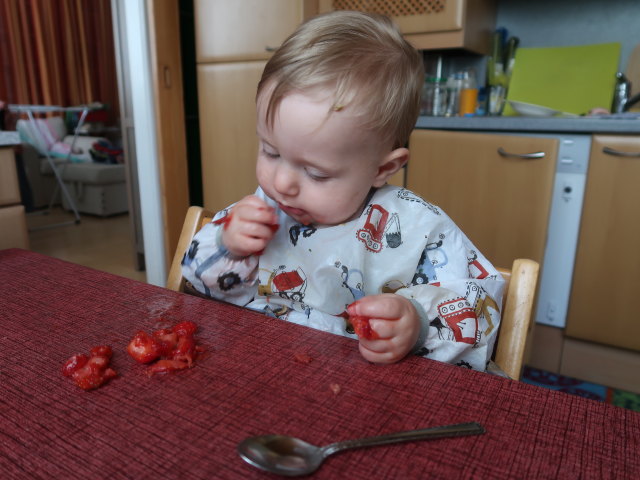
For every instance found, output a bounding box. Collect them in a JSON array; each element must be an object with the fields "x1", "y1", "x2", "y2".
[
  {"x1": 127, "y1": 320, "x2": 203, "y2": 375},
  {"x1": 126, "y1": 330, "x2": 162, "y2": 364},
  {"x1": 146, "y1": 359, "x2": 190, "y2": 376},
  {"x1": 294, "y1": 352, "x2": 313, "y2": 364},
  {"x1": 62, "y1": 345, "x2": 117, "y2": 391}
]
